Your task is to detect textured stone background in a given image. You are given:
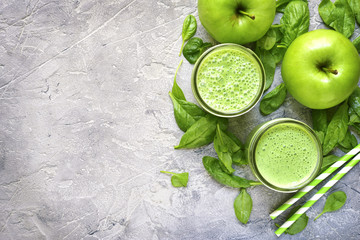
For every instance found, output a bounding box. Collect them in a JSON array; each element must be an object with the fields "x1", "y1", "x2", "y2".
[{"x1": 0, "y1": 0, "x2": 359, "y2": 239}]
